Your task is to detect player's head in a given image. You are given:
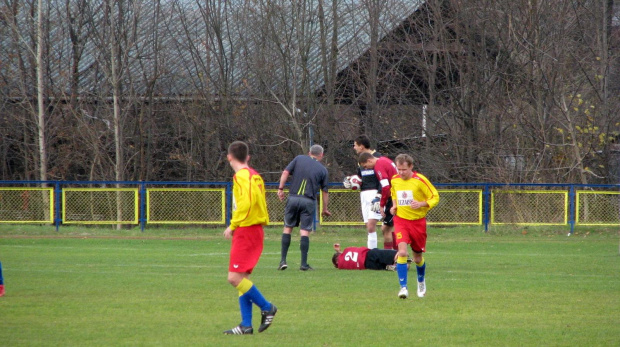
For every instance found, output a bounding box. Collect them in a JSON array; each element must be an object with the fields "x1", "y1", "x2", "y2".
[
  {"x1": 353, "y1": 135, "x2": 371, "y2": 154},
  {"x1": 358, "y1": 152, "x2": 377, "y2": 169},
  {"x1": 395, "y1": 153, "x2": 414, "y2": 180},
  {"x1": 331, "y1": 252, "x2": 340, "y2": 268},
  {"x1": 309, "y1": 144, "x2": 324, "y2": 160},
  {"x1": 227, "y1": 141, "x2": 249, "y2": 164}
]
